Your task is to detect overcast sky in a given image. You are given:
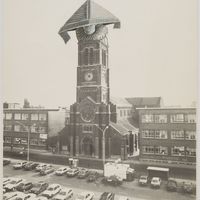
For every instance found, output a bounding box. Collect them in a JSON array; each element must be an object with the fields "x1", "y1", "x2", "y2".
[{"x1": 3, "y1": 0, "x2": 197, "y2": 108}]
